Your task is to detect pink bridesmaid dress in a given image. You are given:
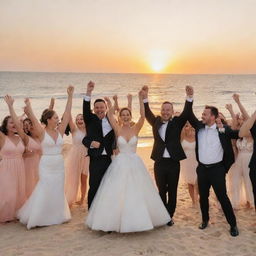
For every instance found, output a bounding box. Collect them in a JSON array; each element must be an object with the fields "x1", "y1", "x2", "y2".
[
  {"x1": 65, "y1": 129, "x2": 89, "y2": 205},
  {"x1": 23, "y1": 137, "x2": 42, "y2": 198},
  {"x1": 0, "y1": 136, "x2": 26, "y2": 222}
]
